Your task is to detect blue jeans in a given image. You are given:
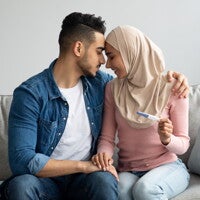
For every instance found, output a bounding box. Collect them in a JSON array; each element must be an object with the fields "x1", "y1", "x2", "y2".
[
  {"x1": 119, "y1": 159, "x2": 190, "y2": 200},
  {"x1": 7, "y1": 172, "x2": 119, "y2": 200}
]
